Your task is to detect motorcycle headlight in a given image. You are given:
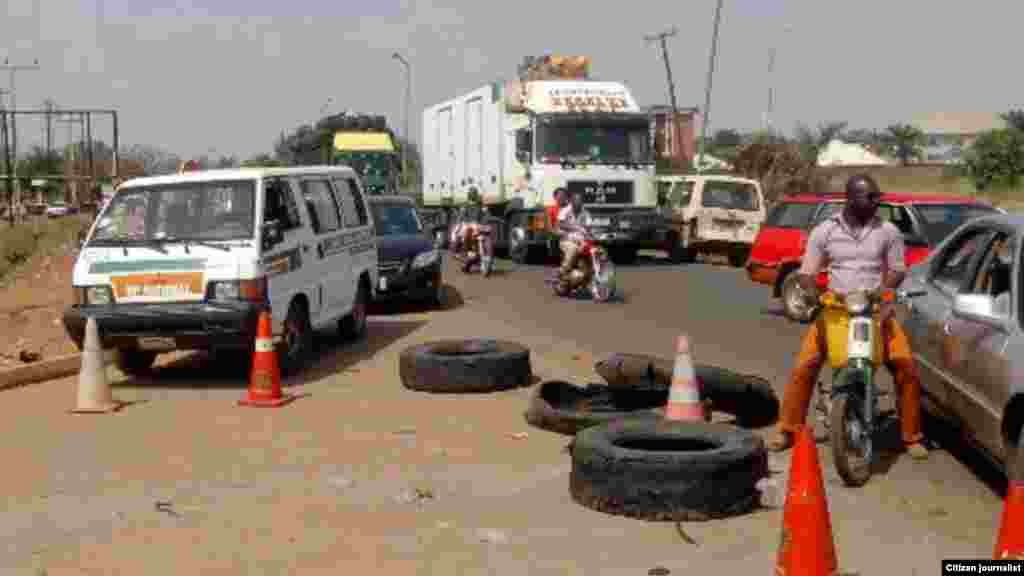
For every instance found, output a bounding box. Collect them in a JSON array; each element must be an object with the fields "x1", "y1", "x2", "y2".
[
  {"x1": 845, "y1": 292, "x2": 870, "y2": 315},
  {"x1": 412, "y1": 249, "x2": 440, "y2": 268}
]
